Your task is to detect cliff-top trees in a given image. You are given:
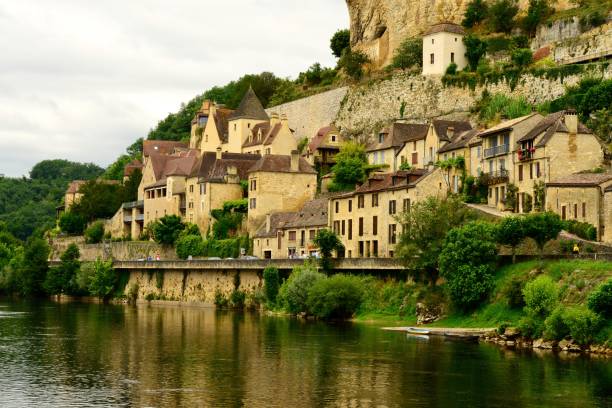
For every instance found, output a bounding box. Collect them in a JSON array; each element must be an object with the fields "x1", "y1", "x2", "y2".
[
  {"x1": 391, "y1": 37, "x2": 423, "y2": 70},
  {"x1": 488, "y1": 0, "x2": 519, "y2": 33},
  {"x1": 463, "y1": 34, "x2": 488, "y2": 71},
  {"x1": 330, "y1": 29, "x2": 351, "y2": 58},
  {"x1": 462, "y1": 0, "x2": 489, "y2": 28}
]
